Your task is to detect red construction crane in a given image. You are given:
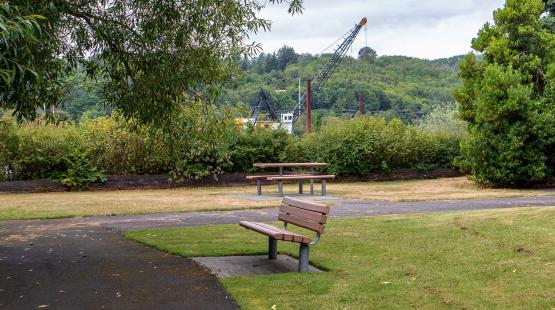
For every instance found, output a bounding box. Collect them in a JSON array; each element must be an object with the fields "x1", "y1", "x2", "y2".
[{"x1": 290, "y1": 17, "x2": 367, "y2": 125}]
